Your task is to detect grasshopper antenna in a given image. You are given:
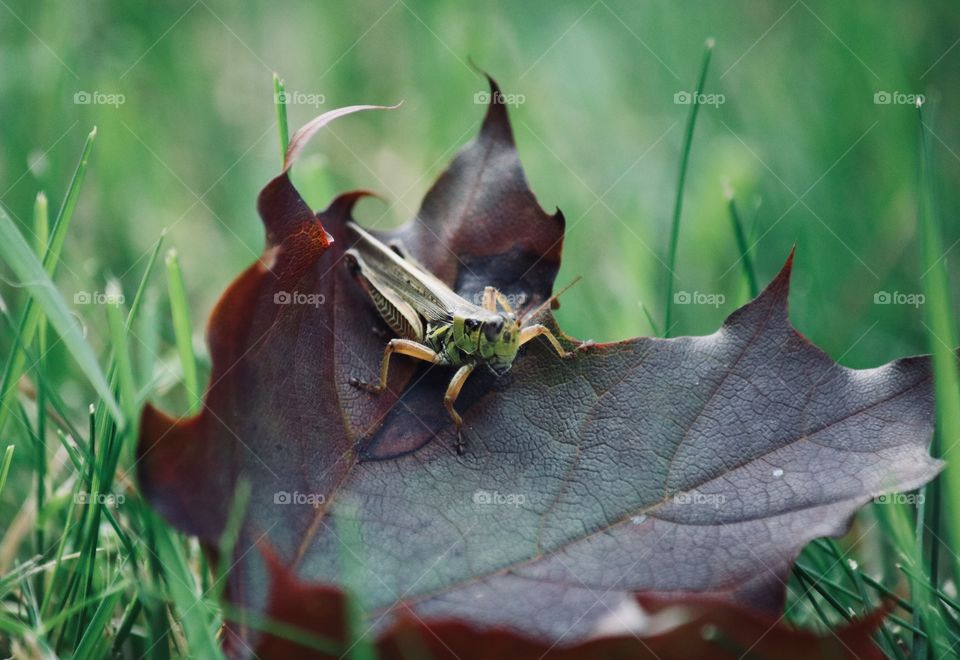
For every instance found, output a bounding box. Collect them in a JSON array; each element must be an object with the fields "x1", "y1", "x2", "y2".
[{"x1": 521, "y1": 276, "x2": 582, "y2": 324}]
